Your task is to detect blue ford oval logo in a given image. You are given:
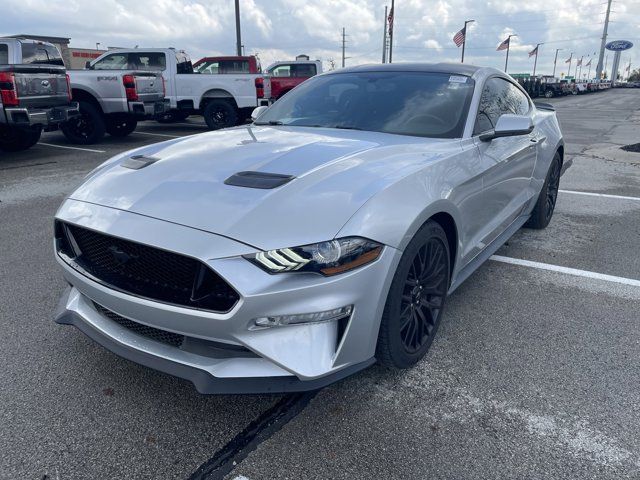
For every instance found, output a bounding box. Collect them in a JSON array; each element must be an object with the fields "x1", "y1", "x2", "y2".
[{"x1": 605, "y1": 40, "x2": 633, "y2": 51}]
